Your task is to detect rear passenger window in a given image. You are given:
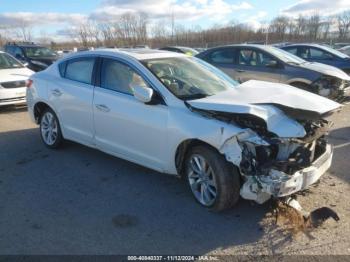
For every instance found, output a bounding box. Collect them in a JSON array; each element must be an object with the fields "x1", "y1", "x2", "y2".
[
  {"x1": 210, "y1": 49, "x2": 234, "y2": 64},
  {"x1": 58, "y1": 62, "x2": 66, "y2": 77},
  {"x1": 65, "y1": 58, "x2": 95, "y2": 84},
  {"x1": 238, "y1": 49, "x2": 276, "y2": 67}
]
